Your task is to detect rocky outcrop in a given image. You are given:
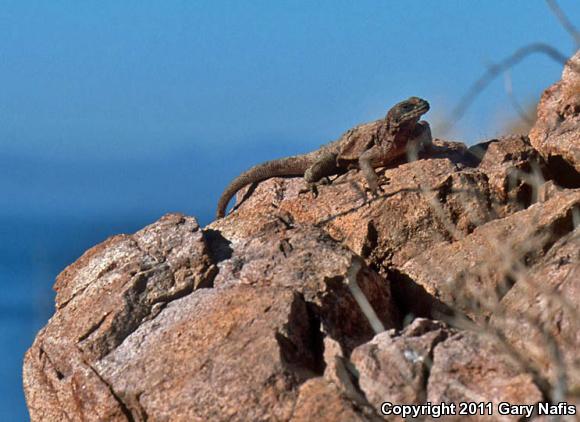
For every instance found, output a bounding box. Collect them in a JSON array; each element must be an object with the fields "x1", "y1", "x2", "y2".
[
  {"x1": 23, "y1": 214, "x2": 218, "y2": 421},
  {"x1": 490, "y1": 227, "x2": 580, "y2": 388},
  {"x1": 400, "y1": 188, "x2": 579, "y2": 322},
  {"x1": 530, "y1": 50, "x2": 580, "y2": 183},
  {"x1": 24, "y1": 56, "x2": 580, "y2": 421}
]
